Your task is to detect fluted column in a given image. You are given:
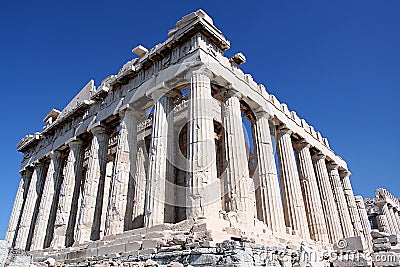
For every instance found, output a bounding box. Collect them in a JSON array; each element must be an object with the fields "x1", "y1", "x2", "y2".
[
  {"x1": 276, "y1": 126, "x2": 310, "y2": 239},
  {"x1": 394, "y1": 209, "x2": 400, "y2": 230},
  {"x1": 75, "y1": 126, "x2": 109, "y2": 243},
  {"x1": 186, "y1": 71, "x2": 221, "y2": 219},
  {"x1": 341, "y1": 171, "x2": 364, "y2": 238},
  {"x1": 5, "y1": 169, "x2": 32, "y2": 247},
  {"x1": 354, "y1": 196, "x2": 373, "y2": 250},
  {"x1": 294, "y1": 141, "x2": 329, "y2": 243},
  {"x1": 327, "y1": 163, "x2": 354, "y2": 238},
  {"x1": 106, "y1": 108, "x2": 140, "y2": 235},
  {"x1": 252, "y1": 110, "x2": 285, "y2": 232},
  {"x1": 31, "y1": 152, "x2": 64, "y2": 250},
  {"x1": 390, "y1": 207, "x2": 400, "y2": 234},
  {"x1": 312, "y1": 153, "x2": 343, "y2": 243},
  {"x1": 14, "y1": 162, "x2": 47, "y2": 250},
  {"x1": 376, "y1": 213, "x2": 391, "y2": 233},
  {"x1": 221, "y1": 92, "x2": 256, "y2": 225},
  {"x1": 132, "y1": 140, "x2": 148, "y2": 228},
  {"x1": 52, "y1": 140, "x2": 84, "y2": 248},
  {"x1": 385, "y1": 205, "x2": 400, "y2": 234},
  {"x1": 144, "y1": 94, "x2": 173, "y2": 227},
  {"x1": 380, "y1": 204, "x2": 395, "y2": 234}
]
